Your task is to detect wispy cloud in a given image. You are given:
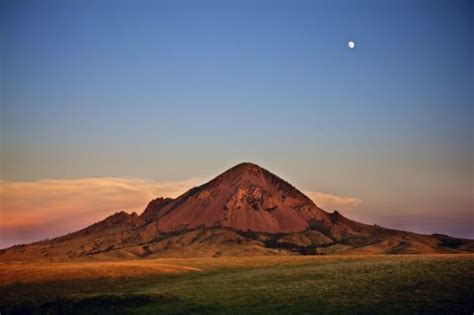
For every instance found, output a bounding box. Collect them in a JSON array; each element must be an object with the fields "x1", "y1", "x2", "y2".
[
  {"x1": 0, "y1": 177, "x2": 200, "y2": 248},
  {"x1": 304, "y1": 191, "x2": 362, "y2": 211},
  {"x1": 0, "y1": 177, "x2": 361, "y2": 248}
]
